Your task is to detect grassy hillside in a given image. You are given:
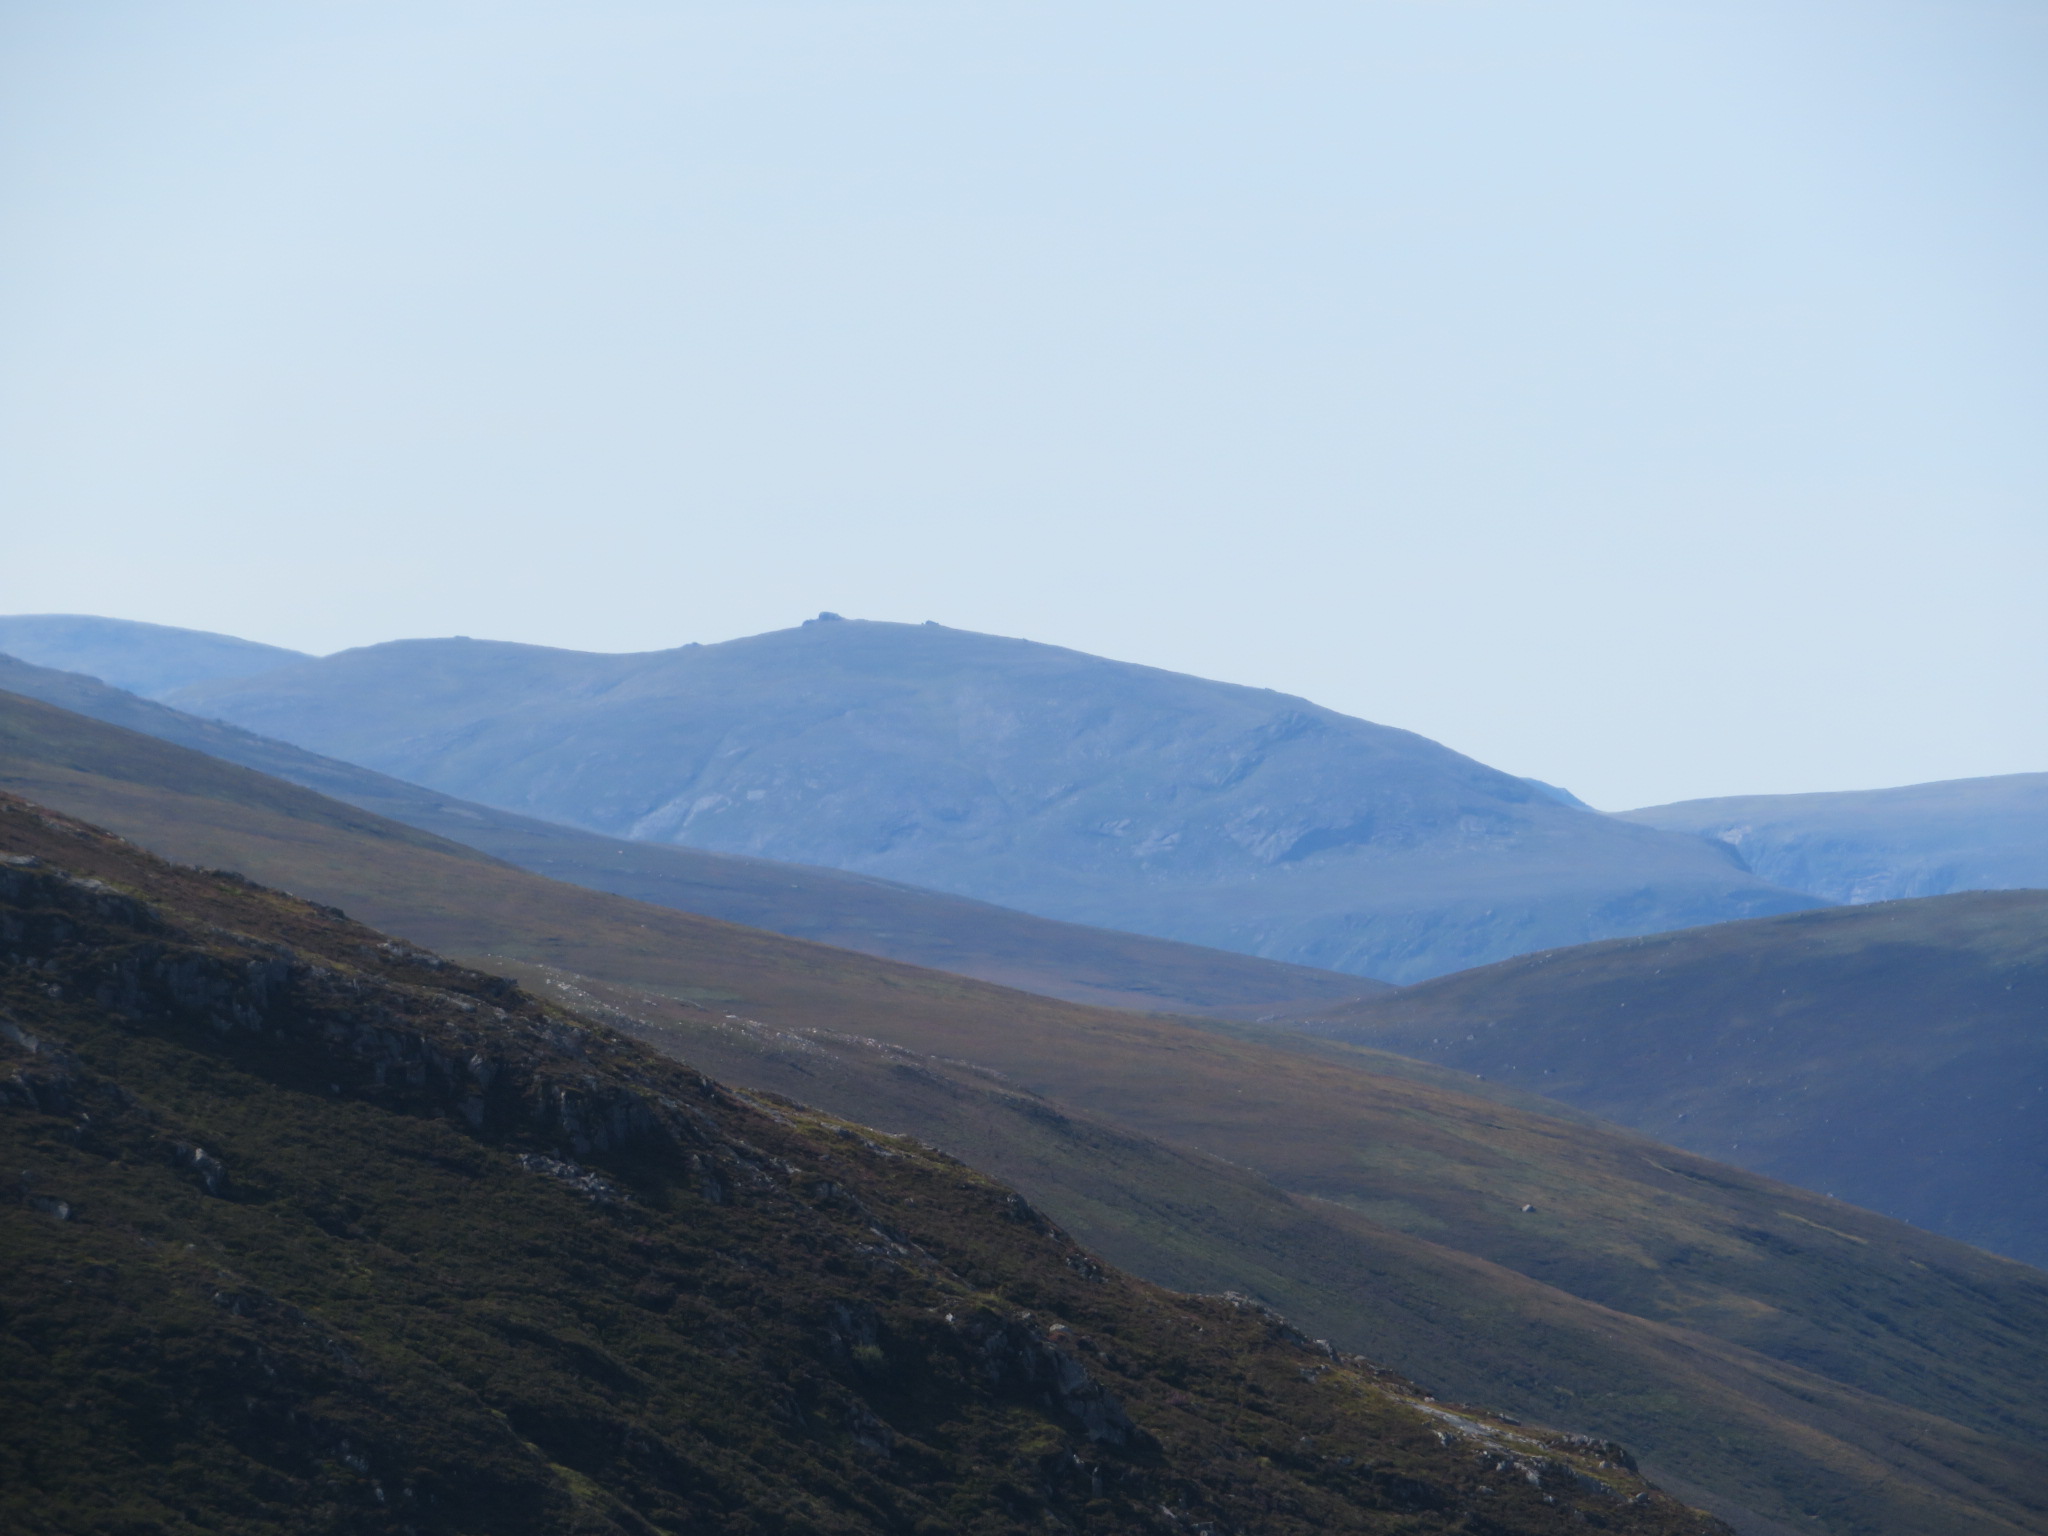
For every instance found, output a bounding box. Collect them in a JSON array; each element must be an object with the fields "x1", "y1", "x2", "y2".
[
  {"x1": 1293, "y1": 895, "x2": 2048, "y2": 1266},
  {"x1": 5, "y1": 689, "x2": 2048, "y2": 1535},
  {"x1": 0, "y1": 796, "x2": 1720, "y2": 1536},
  {"x1": 0, "y1": 655, "x2": 1376, "y2": 1019},
  {"x1": 159, "y1": 618, "x2": 1822, "y2": 981}
]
